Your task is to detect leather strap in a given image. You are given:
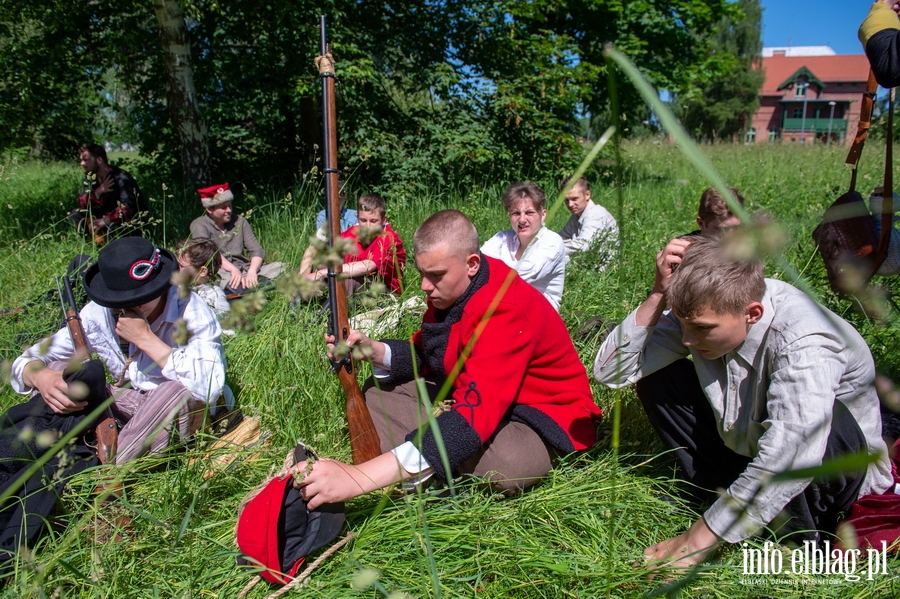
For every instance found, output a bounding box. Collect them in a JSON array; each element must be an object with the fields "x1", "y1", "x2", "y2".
[
  {"x1": 873, "y1": 89, "x2": 894, "y2": 273},
  {"x1": 845, "y1": 70, "x2": 879, "y2": 179}
]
